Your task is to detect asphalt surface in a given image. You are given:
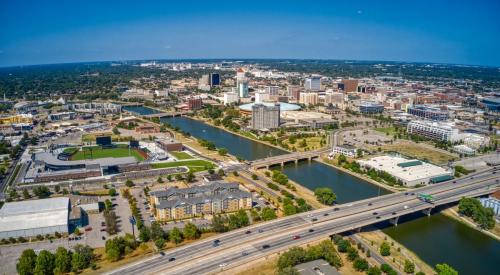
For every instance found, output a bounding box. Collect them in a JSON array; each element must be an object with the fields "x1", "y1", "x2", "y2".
[{"x1": 108, "y1": 167, "x2": 499, "y2": 275}]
